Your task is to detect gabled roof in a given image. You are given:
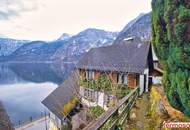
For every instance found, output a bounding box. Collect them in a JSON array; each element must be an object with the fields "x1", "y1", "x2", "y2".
[
  {"x1": 77, "y1": 41, "x2": 151, "y2": 74},
  {"x1": 42, "y1": 72, "x2": 79, "y2": 119},
  {"x1": 0, "y1": 102, "x2": 14, "y2": 130}
]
